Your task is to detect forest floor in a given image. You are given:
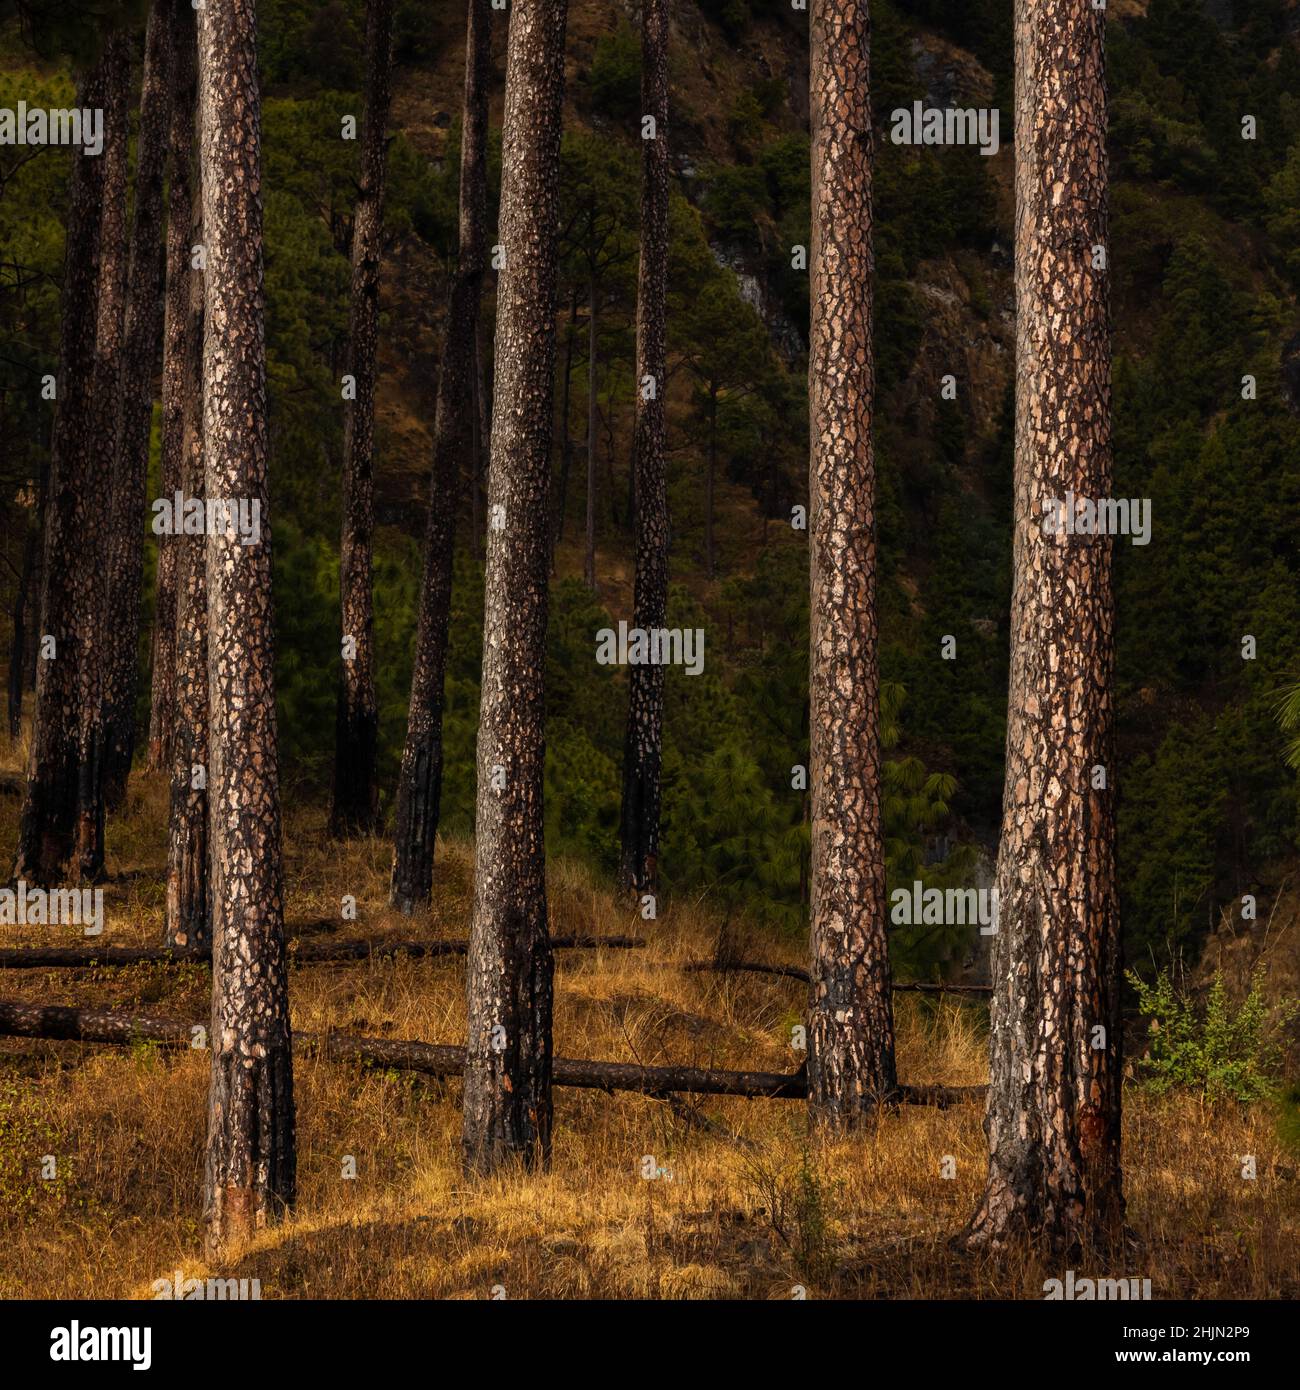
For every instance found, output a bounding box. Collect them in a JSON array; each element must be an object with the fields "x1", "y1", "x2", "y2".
[{"x1": 1, "y1": 756, "x2": 1298, "y2": 1300}]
